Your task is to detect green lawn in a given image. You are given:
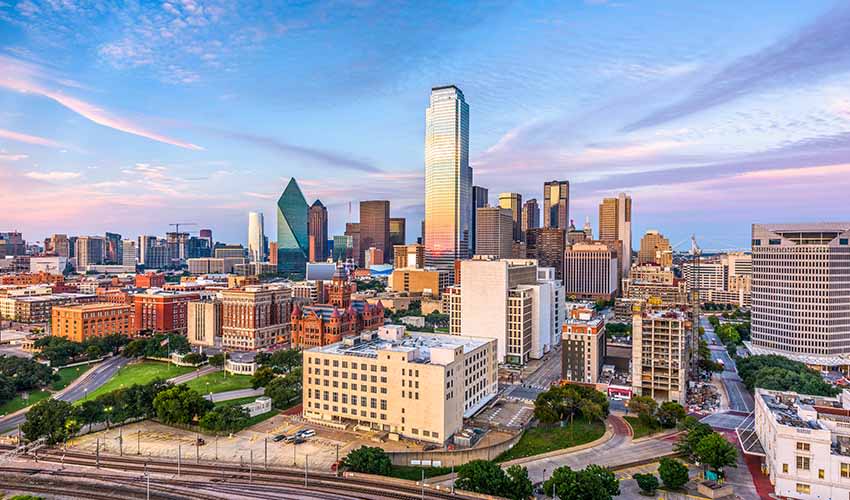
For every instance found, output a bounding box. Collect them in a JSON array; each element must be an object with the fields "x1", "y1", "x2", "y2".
[
  {"x1": 624, "y1": 416, "x2": 661, "y2": 439},
  {"x1": 77, "y1": 361, "x2": 194, "y2": 403},
  {"x1": 51, "y1": 363, "x2": 94, "y2": 391},
  {"x1": 388, "y1": 465, "x2": 453, "y2": 481},
  {"x1": 185, "y1": 371, "x2": 253, "y2": 395},
  {"x1": 0, "y1": 389, "x2": 51, "y2": 416},
  {"x1": 496, "y1": 419, "x2": 605, "y2": 462}
]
